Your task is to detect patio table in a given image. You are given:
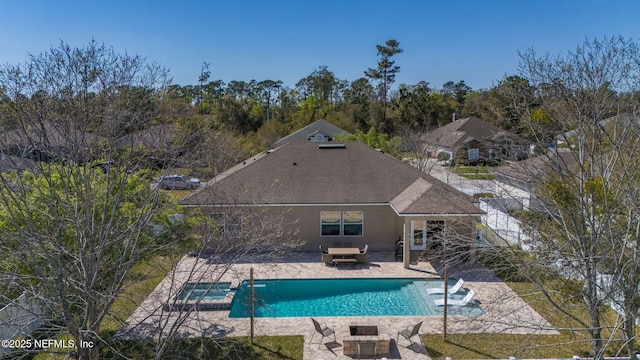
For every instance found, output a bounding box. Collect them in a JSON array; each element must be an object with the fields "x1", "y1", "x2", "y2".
[
  {"x1": 327, "y1": 248, "x2": 361, "y2": 266},
  {"x1": 327, "y1": 247, "x2": 361, "y2": 255}
]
